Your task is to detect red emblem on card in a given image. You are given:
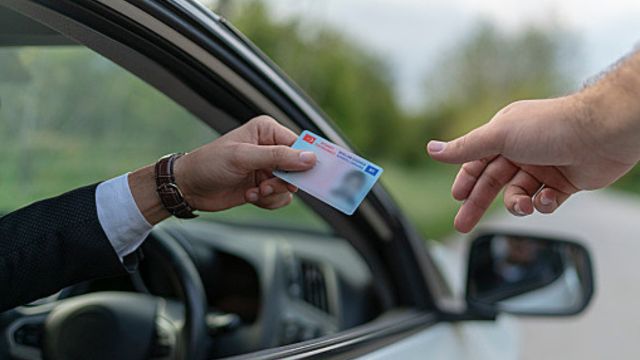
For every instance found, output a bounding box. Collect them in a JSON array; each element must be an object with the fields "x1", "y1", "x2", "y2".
[{"x1": 303, "y1": 134, "x2": 316, "y2": 144}]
